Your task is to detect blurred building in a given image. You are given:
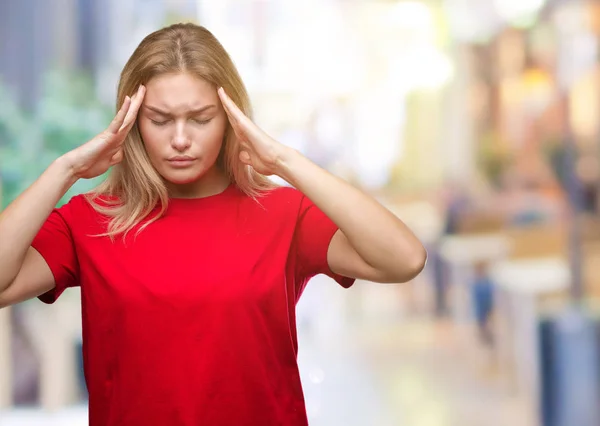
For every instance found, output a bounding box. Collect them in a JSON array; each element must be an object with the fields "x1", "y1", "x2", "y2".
[{"x1": 4, "y1": 1, "x2": 600, "y2": 425}]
